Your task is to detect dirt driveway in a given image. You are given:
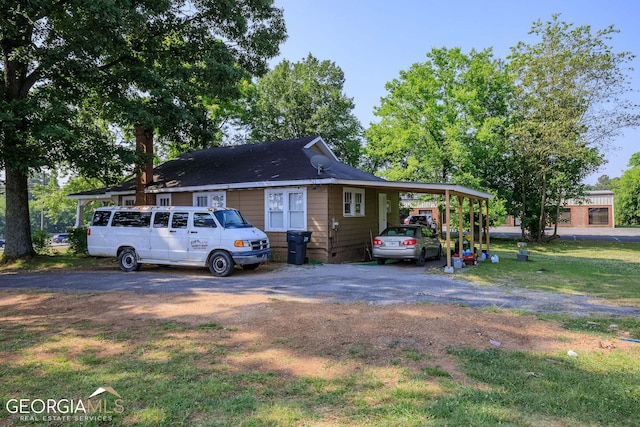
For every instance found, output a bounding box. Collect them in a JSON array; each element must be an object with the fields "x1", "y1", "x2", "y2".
[
  {"x1": 1, "y1": 260, "x2": 638, "y2": 317},
  {"x1": 3, "y1": 260, "x2": 639, "y2": 387}
]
